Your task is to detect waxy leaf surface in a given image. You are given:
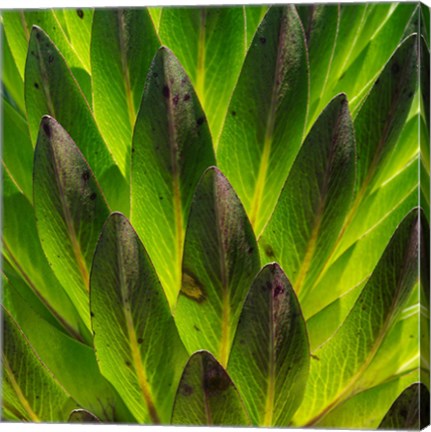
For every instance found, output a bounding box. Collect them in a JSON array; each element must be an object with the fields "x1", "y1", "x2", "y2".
[
  {"x1": 90, "y1": 213, "x2": 188, "y2": 424},
  {"x1": 228, "y1": 263, "x2": 309, "y2": 426},
  {"x1": 33, "y1": 116, "x2": 110, "y2": 331},
  {"x1": 218, "y1": 6, "x2": 309, "y2": 235},
  {"x1": 171, "y1": 351, "x2": 250, "y2": 426},
  {"x1": 175, "y1": 167, "x2": 260, "y2": 367},
  {"x1": 131, "y1": 47, "x2": 215, "y2": 307},
  {"x1": 91, "y1": 9, "x2": 160, "y2": 177},
  {"x1": 260, "y1": 94, "x2": 355, "y2": 298},
  {"x1": 25, "y1": 26, "x2": 128, "y2": 212}
]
